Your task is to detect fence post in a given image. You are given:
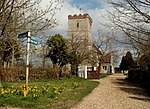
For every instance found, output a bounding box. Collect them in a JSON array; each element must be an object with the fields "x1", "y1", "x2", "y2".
[{"x1": 85, "y1": 66, "x2": 87, "y2": 79}]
